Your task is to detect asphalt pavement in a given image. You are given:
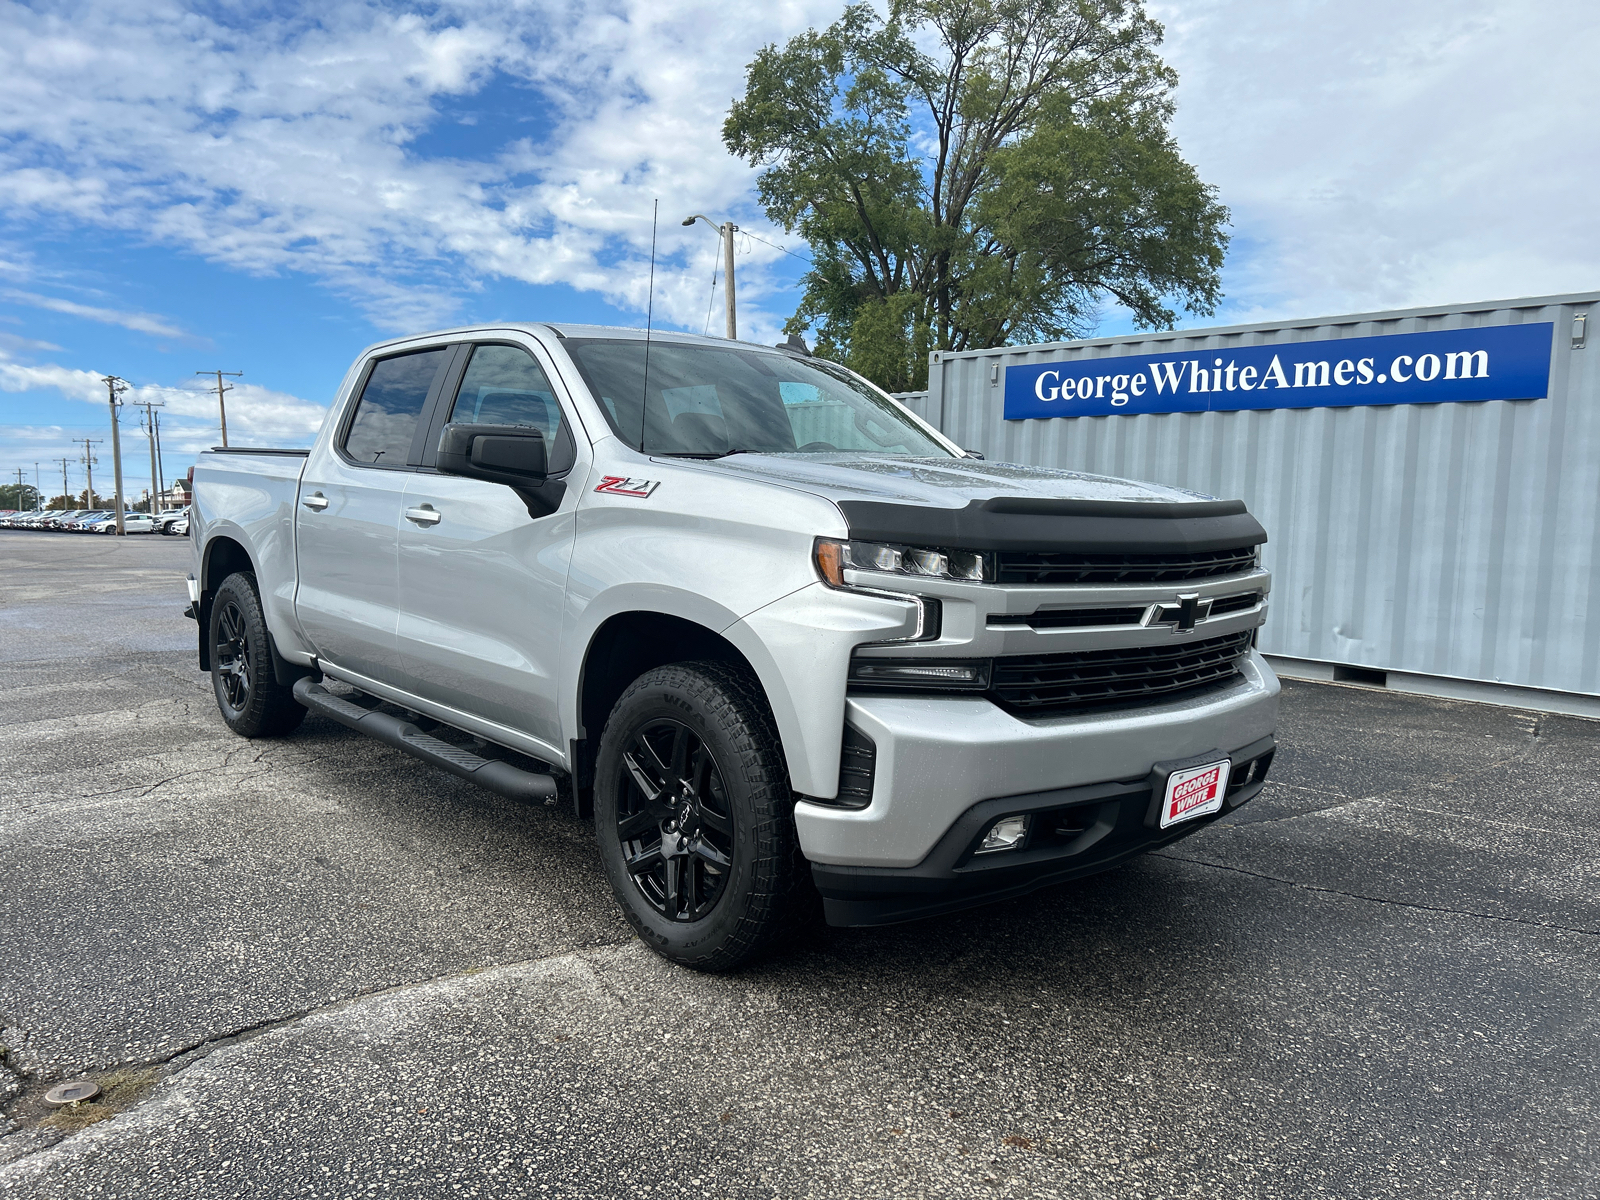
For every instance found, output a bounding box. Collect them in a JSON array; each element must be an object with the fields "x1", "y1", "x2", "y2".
[{"x1": 0, "y1": 533, "x2": 1595, "y2": 1199}]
